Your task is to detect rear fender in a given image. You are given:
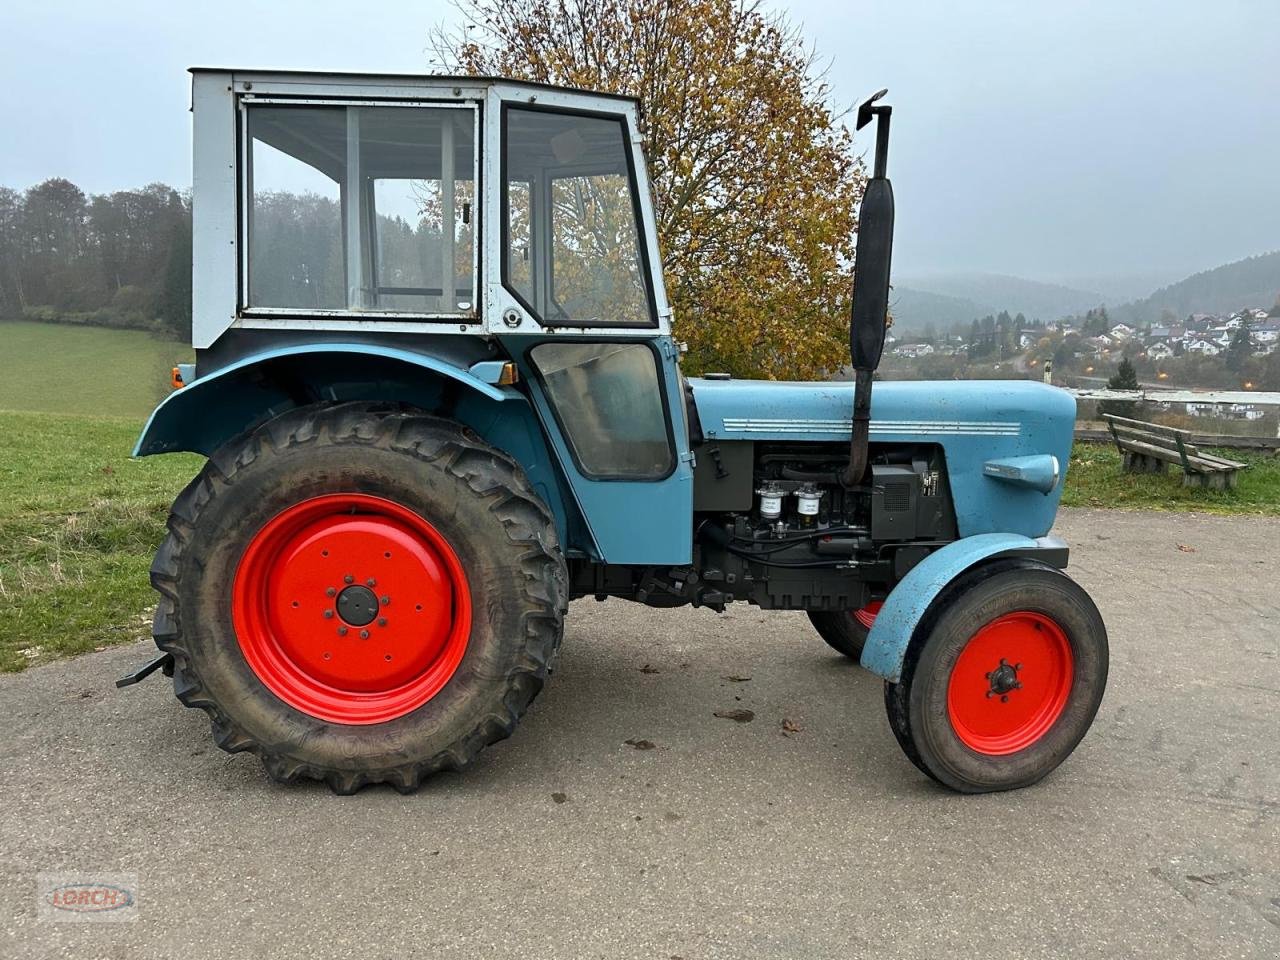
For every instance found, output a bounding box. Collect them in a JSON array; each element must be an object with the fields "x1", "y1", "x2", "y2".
[
  {"x1": 133, "y1": 343, "x2": 589, "y2": 554},
  {"x1": 860, "y1": 533, "x2": 1068, "y2": 682},
  {"x1": 134, "y1": 343, "x2": 516, "y2": 456}
]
